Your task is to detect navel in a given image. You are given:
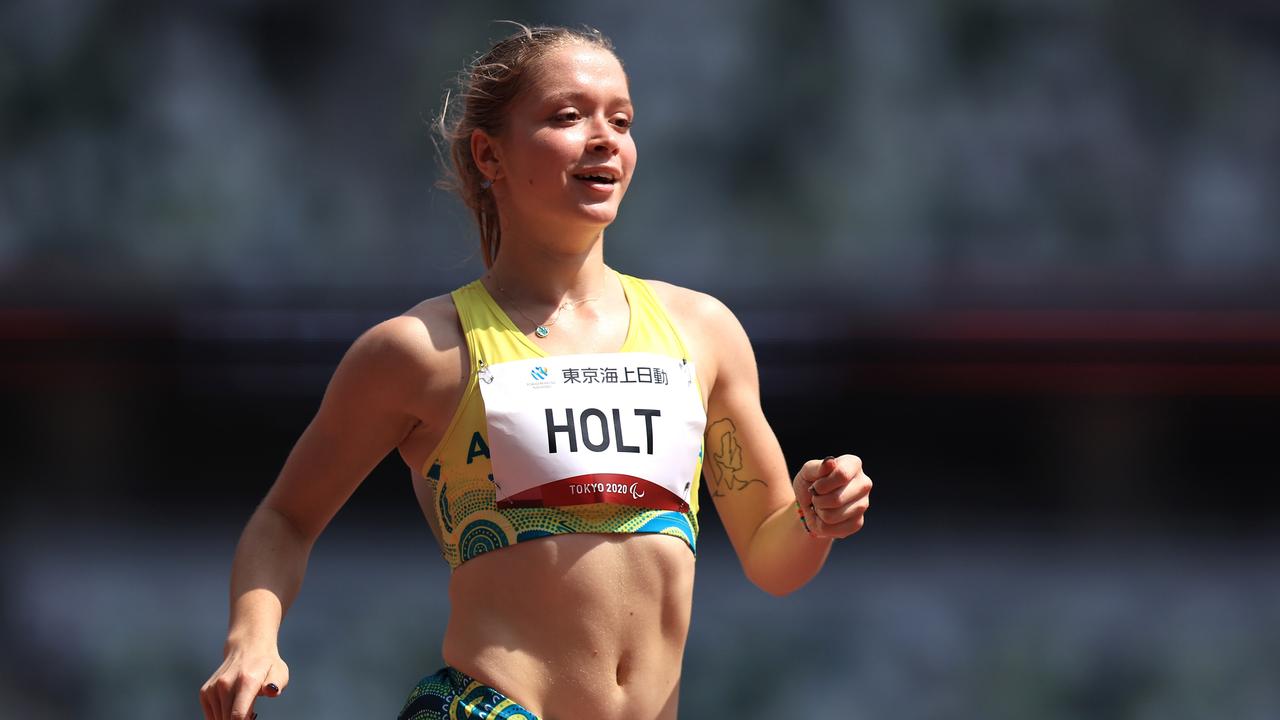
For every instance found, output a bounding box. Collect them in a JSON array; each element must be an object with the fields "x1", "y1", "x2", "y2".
[{"x1": 615, "y1": 649, "x2": 631, "y2": 686}]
